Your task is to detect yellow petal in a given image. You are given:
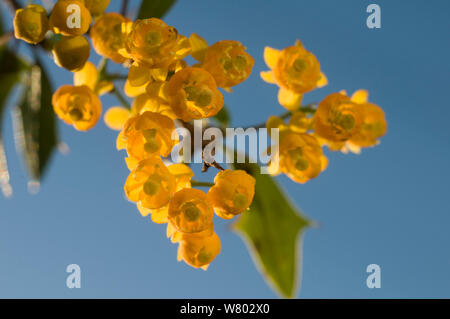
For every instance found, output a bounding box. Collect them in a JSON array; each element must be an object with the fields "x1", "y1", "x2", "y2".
[
  {"x1": 104, "y1": 106, "x2": 131, "y2": 130},
  {"x1": 351, "y1": 89, "x2": 369, "y2": 104},
  {"x1": 189, "y1": 33, "x2": 208, "y2": 63},
  {"x1": 73, "y1": 61, "x2": 98, "y2": 90},
  {"x1": 317, "y1": 72, "x2": 328, "y2": 88},
  {"x1": 137, "y1": 202, "x2": 151, "y2": 217},
  {"x1": 124, "y1": 79, "x2": 147, "y2": 97},
  {"x1": 260, "y1": 71, "x2": 276, "y2": 84},
  {"x1": 278, "y1": 87, "x2": 303, "y2": 111},
  {"x1": 125, "y1": 80, "x2": 146, "y2": 98},
  {"x1": 128, "y1": 64, "x2": 150, "y2": 87},
  {"x1": 263, "y1": 47, "x2": 280, "y2": 69}
]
